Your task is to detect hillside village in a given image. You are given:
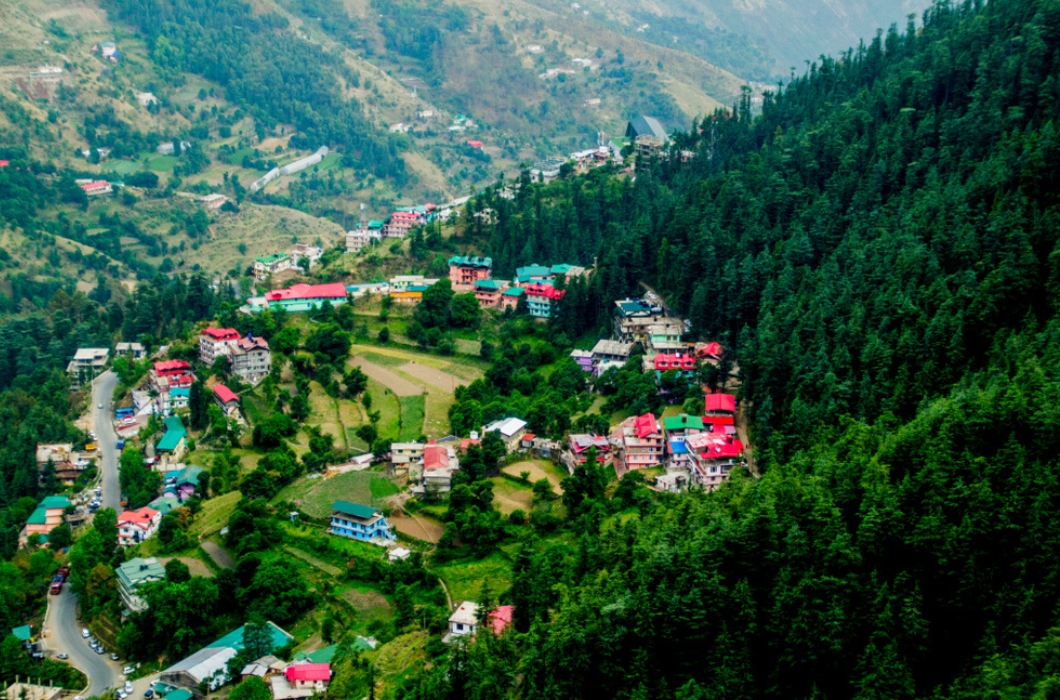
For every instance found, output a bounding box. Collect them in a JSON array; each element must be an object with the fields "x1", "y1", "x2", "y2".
[{"x1": 7, "y1": 121, "x2": 744, "y2": 698}]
